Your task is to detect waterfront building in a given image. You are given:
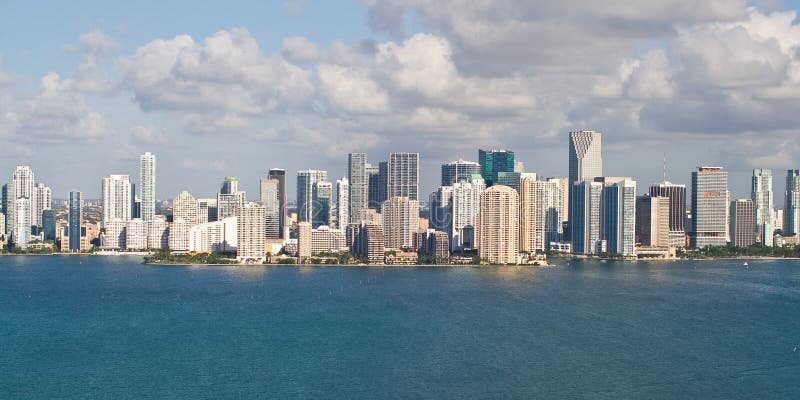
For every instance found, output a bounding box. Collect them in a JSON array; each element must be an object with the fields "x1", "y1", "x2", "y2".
[
  {"x1": 33, "y1": 182, "x2": 51, "y2": 228},
  {"x1": 478, "y1": 149, "x2": 515, "y2": 187},
  {"x1": 268, "y1": 168, "x2": 287, "y2": 239},
  {"x1": 298, "y1": 222, "x2": 312, "y2": 259},
  {"x1": 139, "y1": 152, "x2": 156, "y2": 222},
  {"x1": 188, "y1": 217, "x2": 237, "y2": 253},
  {"x1": 785, "y1": 170, "x2": 800, "y2": 235},
  {"x1": 336, "y1": 178, "x2": 349, "y2": 229},
  {"x1": 730, "y1": 199, "x2": 756, "y2": 247},
  {"x1": 147, "y1": 216, "x2": 169, "y2": 249},
  {"x1": 441, "y1": 159, "x2": 481, "y2": 186},
  {"x1": 477, "y1": 185, "x2": 519, "y2": 264},
  {"x1": 102, "y1": 175, "x2": 132, "y2": 226},
  {"x1": 690, "y1": 167, "x2": 729, "y2": 248},
  {"x1": 101, "y1": 220, "x2": 127, "y2": 249},
  {"x1": 571, "y1": 180, "x2": 603, "y2": 255},
  {"x1": 237, "y1": 203, "x2": 267, "y2": 262},
  {"x1": 12, "y1": 198, "x2": 31, "y2": 248},
  {"x1": 259, "y1": 178, "x2": 281, "y2": 239},
  {"x1": 125, "y1": 219, "x2": 147, "y2": 250},
  {"x1": 414, "y1": 229, "x2": 450, "y2": 262},
  {"x1": 168, "y1": 219, "x2": 190, "y2": 251},
  {"x1": 597, "y1": 177, "x2": 637, "y2": 257},
  {"x1": 451, "y1": 175, "x2": 485, "y2": 251},
  {"x1": 353, "y1": 223, "x2": 384, "y2": 264},
  {"x1": 297, "y1": 170, "x2": 328, "y2": 223},
  {"x1": 68, "y1": 191, "x2": 83, "y2": 252},
  {"x1": 388, "y1": 153, "x2": 419, "y2": 201},
  {"x1": 382, "y1": 196, "x2": 420, "y2": 249},
  {"x1": 1, "y1": 183, "x2": 13, "y2": 235},
  {"x1": 636, "y1": 196, "x2": 670, "y2": 248},
  {"x1": 520, "y1": 176, "x2": 563, "y2": 252},
  {"x1": 173, "y1": 191, "x2": 199, "y2": 226},
  {"x1": 348, "y1": 153, "x2": 369, "y2": 218},
  {"x1": 649, "y1": 182, "x2": 687, "y2": 247},
  {"x1": 310, "y1": 225, "x2": 348, "y2": 254},
  {"x1": 752, "y1": 169, "x2": 774, "y2": 246}
]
